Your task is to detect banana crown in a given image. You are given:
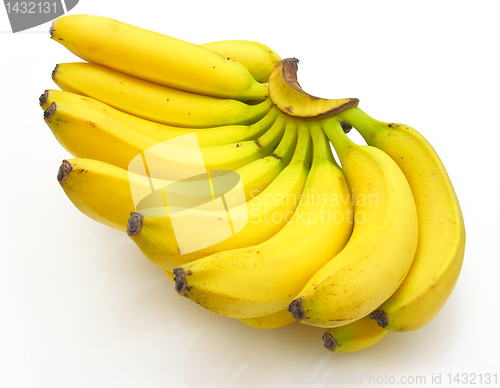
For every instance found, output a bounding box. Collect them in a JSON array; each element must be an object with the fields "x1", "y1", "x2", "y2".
[{"x1": 268, "y1": 58, "x2": 358, "y2": 120}]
